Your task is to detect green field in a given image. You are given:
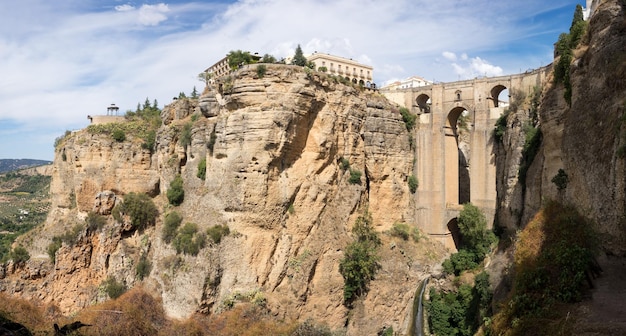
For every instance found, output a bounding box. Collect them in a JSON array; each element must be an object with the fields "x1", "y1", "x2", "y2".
[{"x1": 0, "y1": 172, "x2": 51, "y2": 261}]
